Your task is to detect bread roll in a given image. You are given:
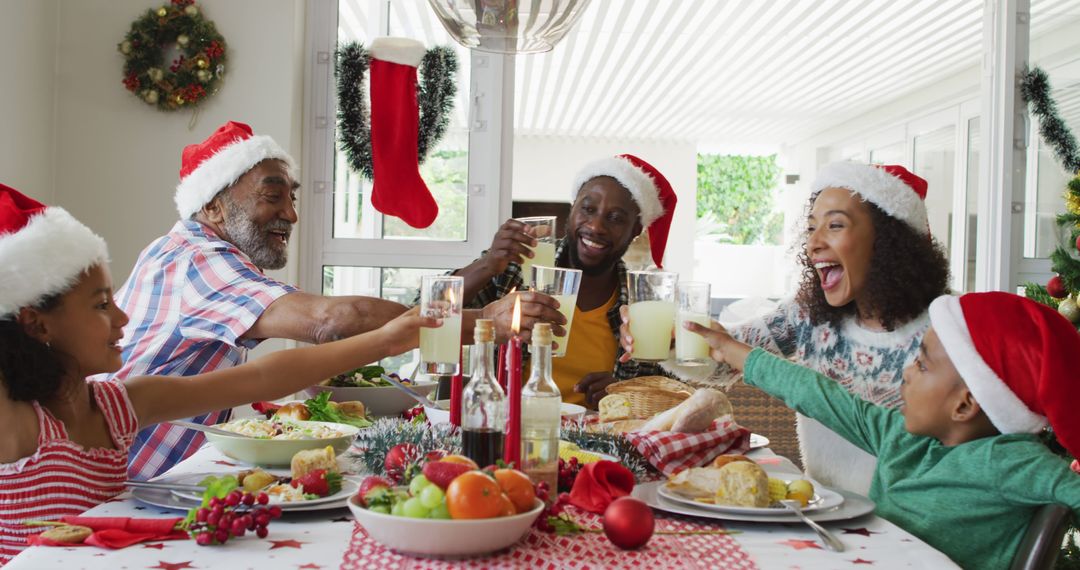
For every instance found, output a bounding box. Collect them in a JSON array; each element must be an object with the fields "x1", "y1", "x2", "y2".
[
  {"x1": 666, "y1": 467, "x2": 728, "y2": 498},
  {"x1": 598, "y1": 394, "x2": 633, "y2": 421},
  {"x1": 291, "y1": 445, "x2": 338, "y2": 479},
  {"x1": 277, "y1": 402, "x2": 311, "y2": 421},
  {"x1": 710, "y1": 454, "x2": 751, "y2": 469},
  {"x1": 670, "y1": 388, "x2": 732, "y2": 433},
  {"x1": 713, "y1": 462, "x2": 770, "y2": 507},
  {"x1": 335, "y1": 400, "x2": 366, "y2": 418}
]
